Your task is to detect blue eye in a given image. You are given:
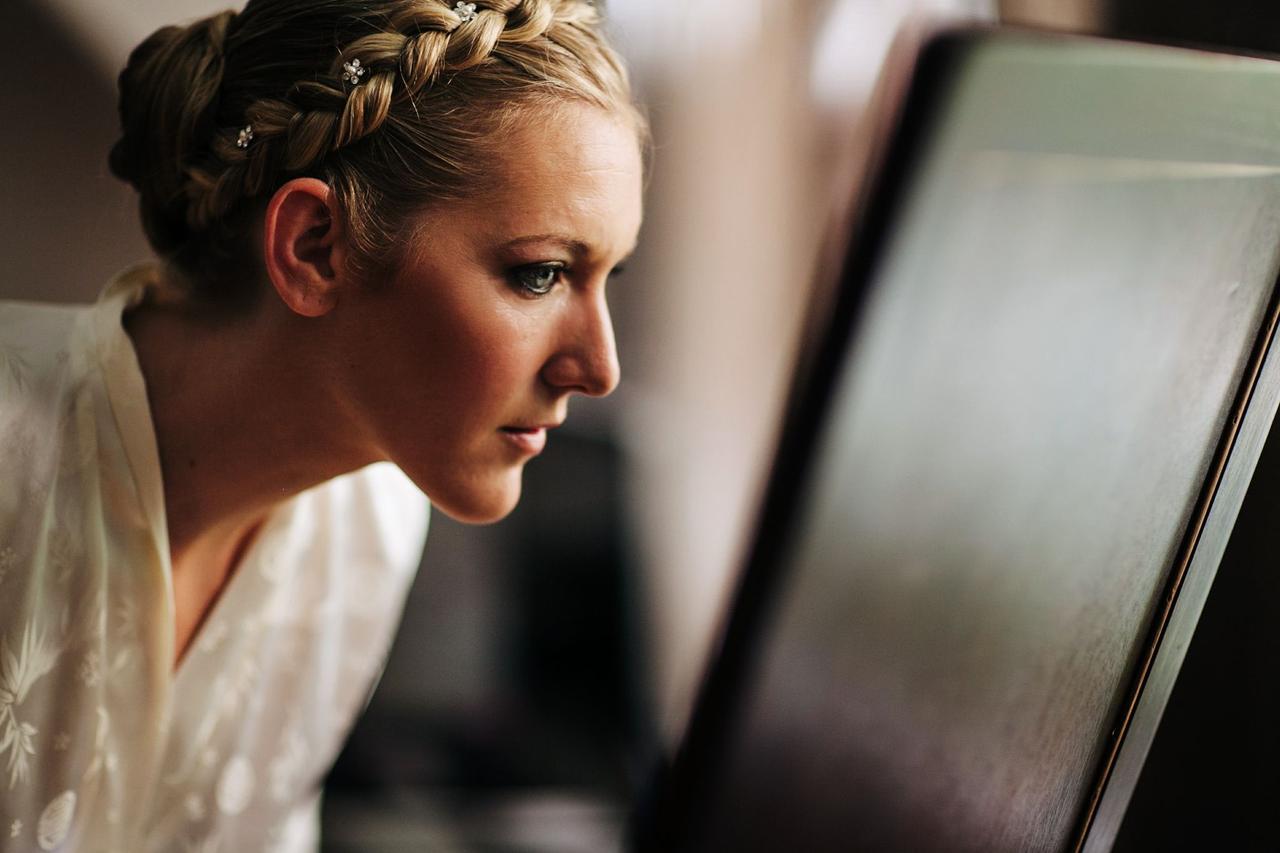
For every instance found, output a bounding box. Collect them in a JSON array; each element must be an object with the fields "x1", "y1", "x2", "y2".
[{"x1": 512, "y1": 263, "x2": 565, "y2": 297}]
